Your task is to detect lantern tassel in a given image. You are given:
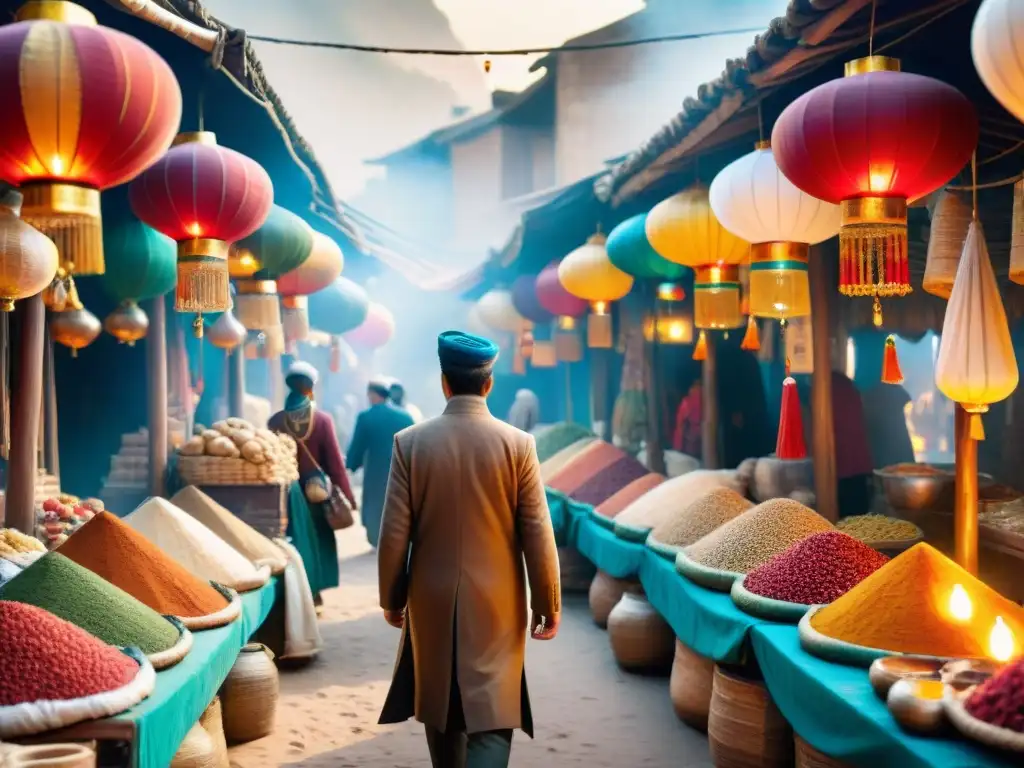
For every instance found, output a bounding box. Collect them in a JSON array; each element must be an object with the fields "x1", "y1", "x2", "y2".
[
  {"x1": 740, "y1": 316, "x2": 761, "y2": 351},
  {"x1": 881, "y1": 334, "x2": 904, "y2": 385},
  {"x1": 776, "y1": 376, "x2": 807, "y2": 460},
  {"x1": 176, "y1": 258, "x2": 230, "y2": 313},
  {"x1": 693, "y1": 330, "x2": 708, "y2": 361},
  {"x1": 970, "y1": 412, "x2": 986, "y2": 441}
]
